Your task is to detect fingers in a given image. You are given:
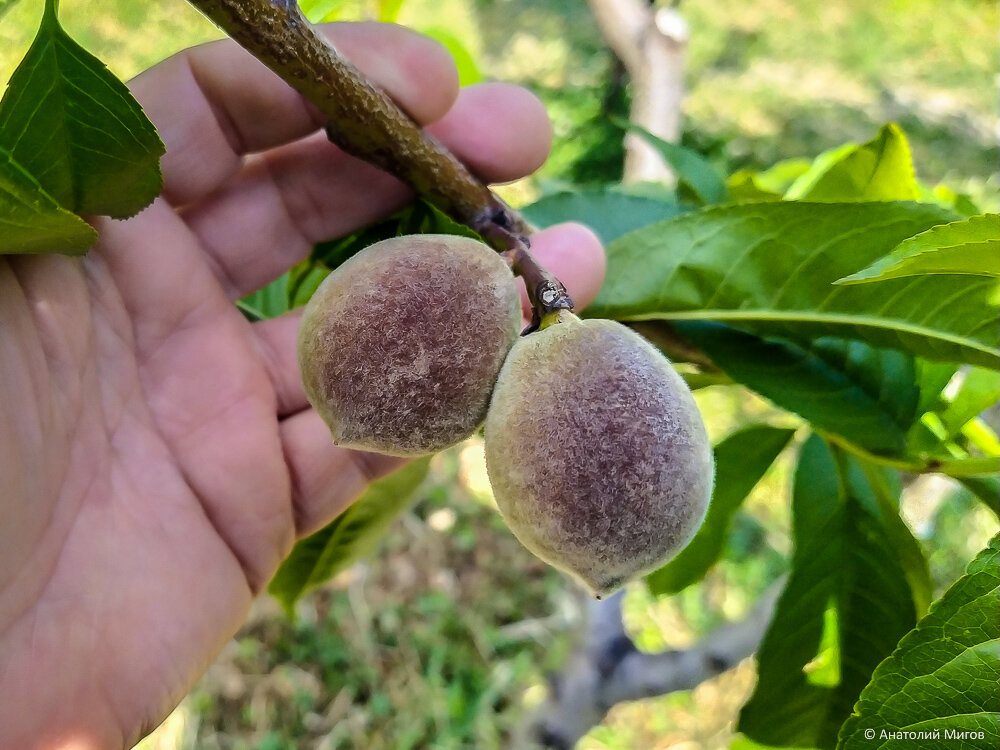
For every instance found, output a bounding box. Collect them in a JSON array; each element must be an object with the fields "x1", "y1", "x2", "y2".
[
  {"x1": 280, "y1": 410, "x2": 405, "y2": 538},
  {"x1": 252, "y1": 222, "x2": 605, "y2": 417},
  {"x1": 131, "y1": 23, "x2": 460, "y2": 207},
  {"x1": 181, "y1": 134, "x2": 404, "y2": 299},
  {"x1": 183, "y1": 82, "x2": 554, "y2": 299},
  {"x1": 425, "y1": 83, "x2": 553, "y2": 183},
  {"x1": 253, "y1": 310, "x2": 306, "y2": 418}
]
